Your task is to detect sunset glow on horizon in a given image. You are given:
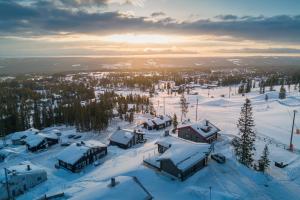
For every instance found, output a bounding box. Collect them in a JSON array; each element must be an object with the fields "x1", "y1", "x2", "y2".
[{"x1": 0, "y1": 0, "x2": 300, "y2": 57}]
